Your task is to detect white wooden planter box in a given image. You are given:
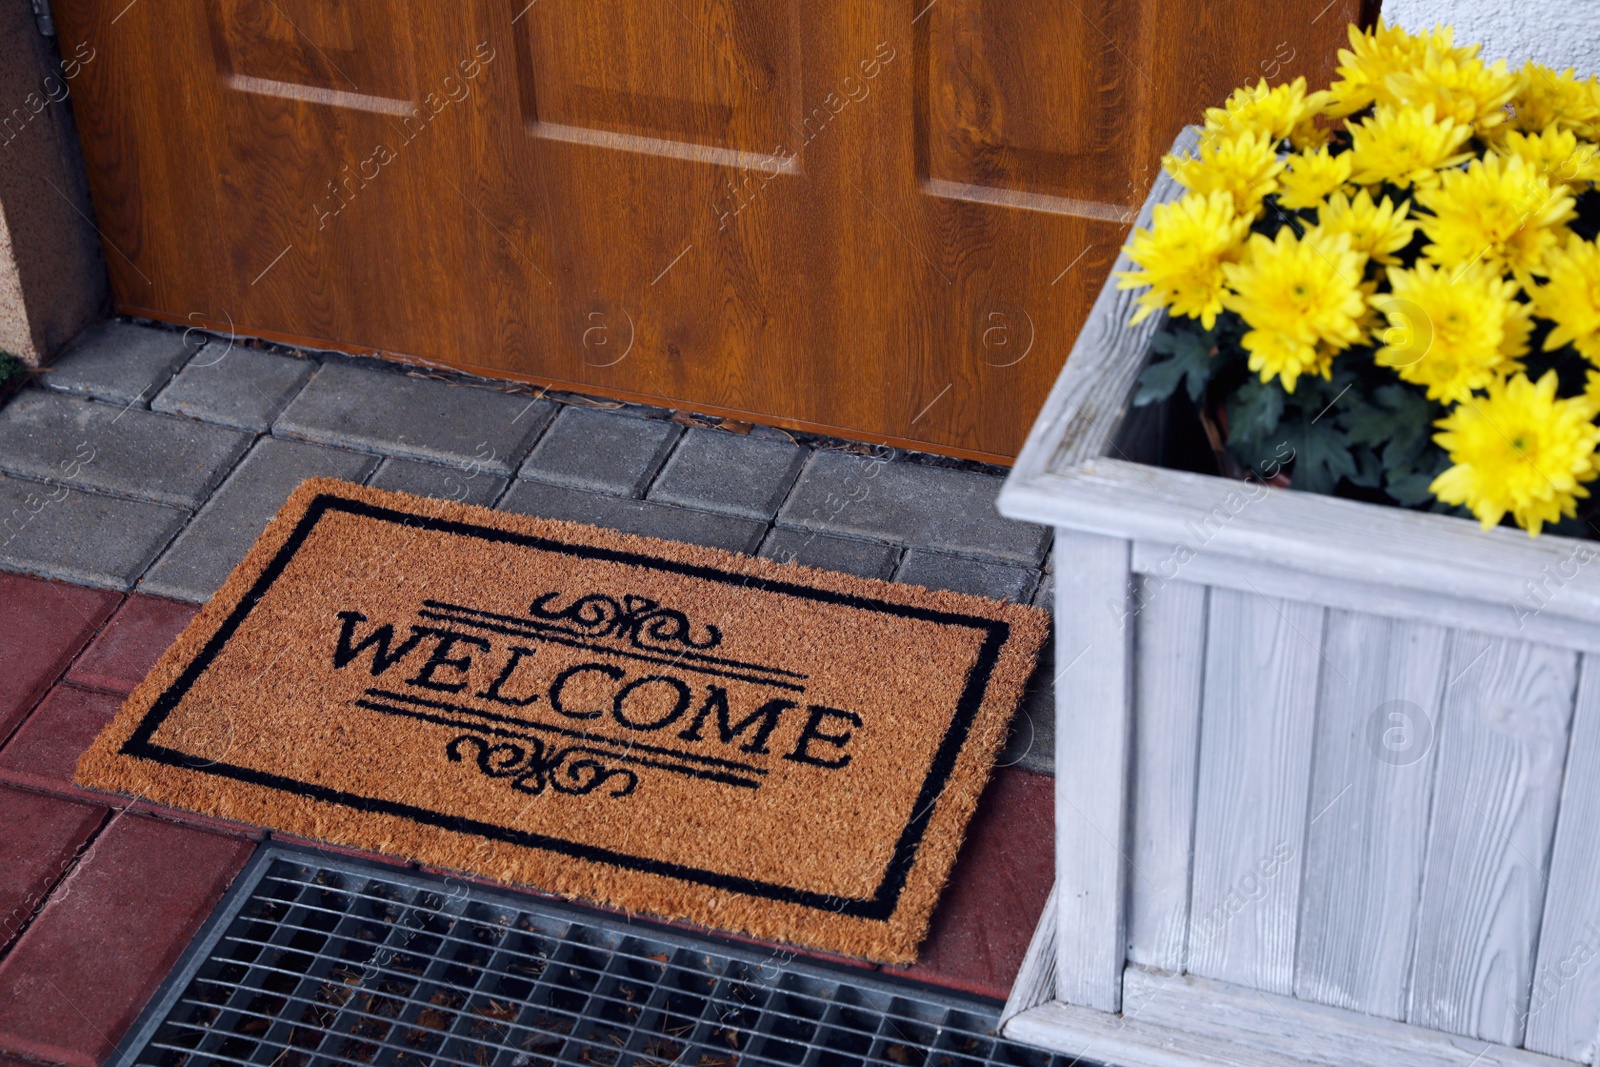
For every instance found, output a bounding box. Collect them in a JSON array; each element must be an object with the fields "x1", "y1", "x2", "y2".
[{"x1": 996, "y1": 129, "x2": 1600, "y2": 1067}]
